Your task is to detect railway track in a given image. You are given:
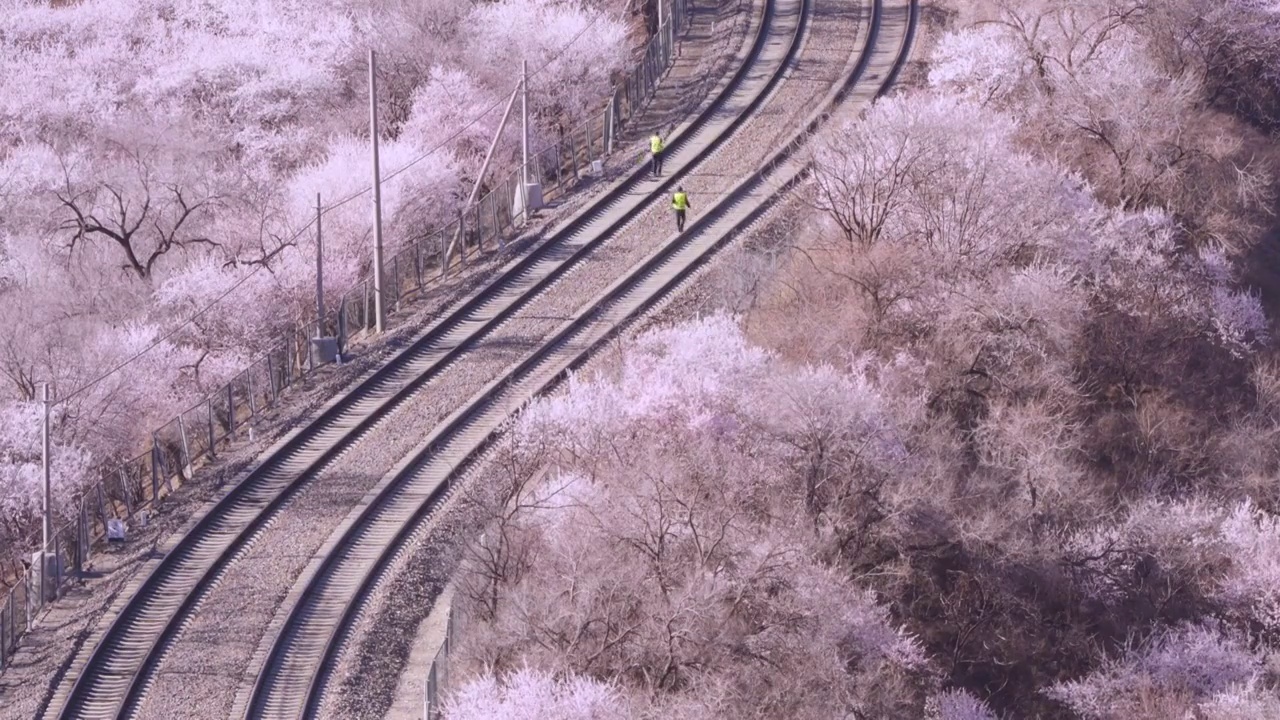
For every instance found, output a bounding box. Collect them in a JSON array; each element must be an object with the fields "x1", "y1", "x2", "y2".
[
  {"x1": 46, "y1": 0, "x2": 819, "y2": 717},
  {"x1": 249, "y1": 0, "x2": 918, "y2": 716}
]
